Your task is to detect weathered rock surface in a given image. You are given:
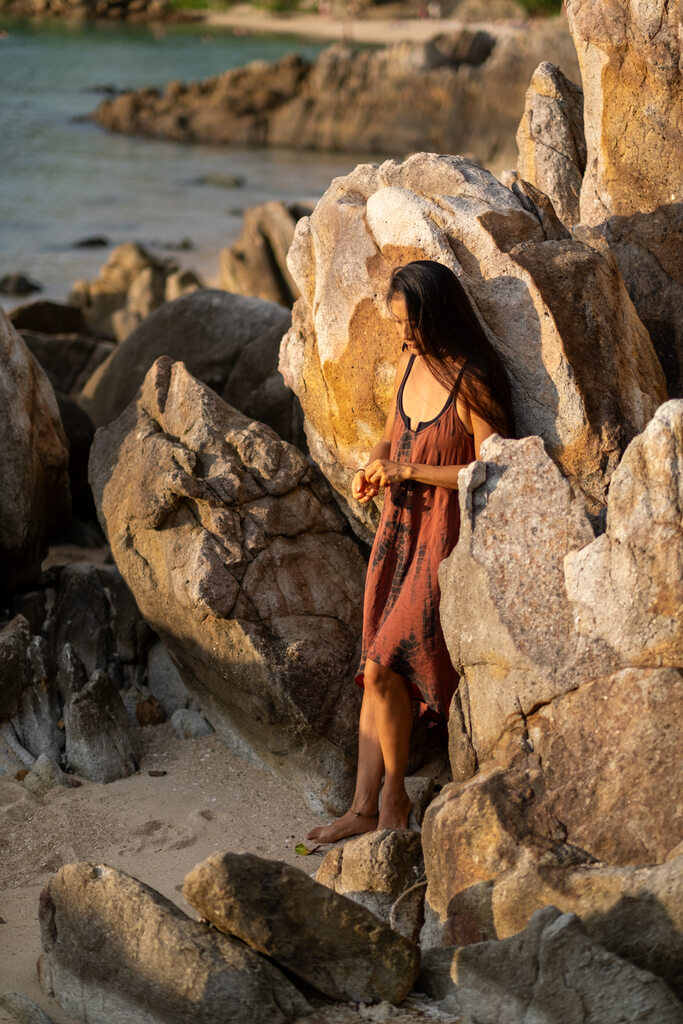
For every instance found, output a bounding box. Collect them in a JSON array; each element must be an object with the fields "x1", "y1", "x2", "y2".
[
  {"x1": 491, "y1": 852, "x2": 683, "y2": 999},
  {"x1": 418, "y1": 906, "x2": 683, "y2": 1024},
  {"x1": 67, "y1": 241, "x2": 182, "y2": 340},
  {"x1": 91, "y1": 23, "x2": 579, "y2": 170},
  {"x1": 516, "y1": 61, "x2": 585, "y2": 227},
  {"x1": 0, "y1": 992, "x2": 57, "y2": 1024},
  {"x1": 0, "y1": 310, "x2": 70, "y2": 597},
  {"x1": 440, "y1": 433, "x2": 613, "y2": 772},
  {"x1": 316, "y1": 829, "x2": 425, "y2": 942},
  {"x1": 64, "y1": 670, "x2": 141, "y2": 782},
  {"x1": 171, "y1": 708, "x2": 213, "y2": 739},
  {"x1": 565, "y1": 0, "x2": 683, "y2": 396},
  {"x1": 421, "y1": 667, "x2": 682, "y2": 957},
  {"x1": 78, "y1": 288, "x2": 293, "y2": 436},
  {"x1": 39, "y1": 862, "x2": 310, "y2": 1024},
  {"x1": 89, "y1": 357, "x2": 366, "y2": 814},
  {"x1": 220, "y1": 201, "x2": 311, "y2": 308},
  {"x1": 183, "y1": 851, "x2": 420, "y2": 1004},
  {"x1": 280, "y1": 154, "x2": 665, "y2": 531},
  {"x1": 565, "y1": 400, "x2": 683, "y2": 667},
  {"x1": 20, "y1": 331, "x2": 113, "y2": 398},
  {"x1": 146, "y1": 640, "x2": 191, "y2": 717},
  {"x1": 22, "y1": 754, "x2": 70, "y2": 797}
]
